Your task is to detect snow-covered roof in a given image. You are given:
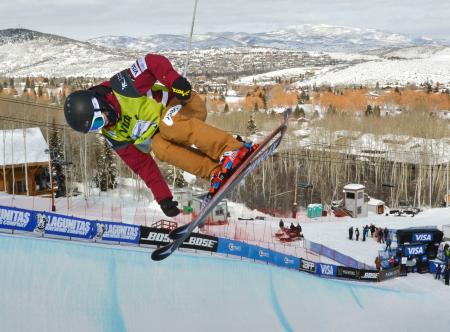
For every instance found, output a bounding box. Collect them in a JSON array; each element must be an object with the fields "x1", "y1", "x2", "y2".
[
  {"x1": 368, "y1": 198, "x2": 385, "y2": 206},
  {"x1": 0, "y1": 128, "x2": 49, "y2": 166},
  {"x1": 343, "y1": 184, "x2": 365, "y2": 191}
]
